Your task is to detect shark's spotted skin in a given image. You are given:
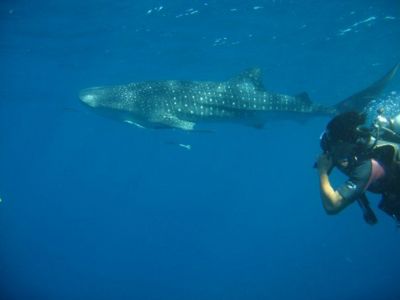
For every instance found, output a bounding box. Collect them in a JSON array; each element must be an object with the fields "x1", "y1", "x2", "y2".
[{"x1": 80, "y1": 65, "x2": 399, "y2": 130}]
